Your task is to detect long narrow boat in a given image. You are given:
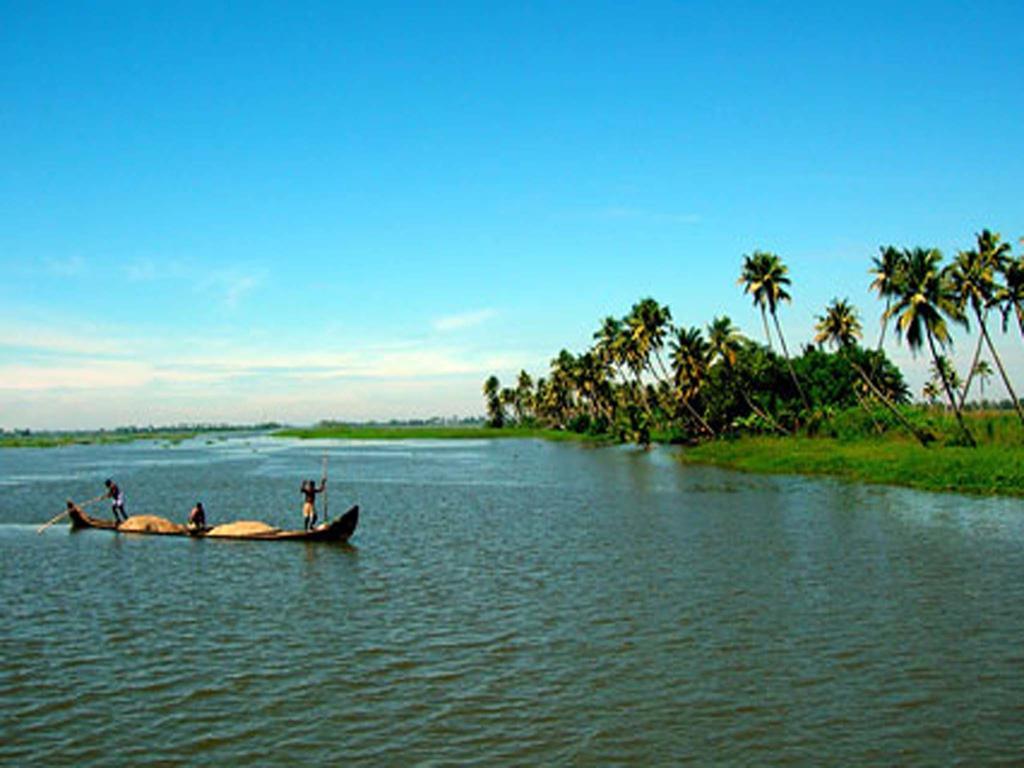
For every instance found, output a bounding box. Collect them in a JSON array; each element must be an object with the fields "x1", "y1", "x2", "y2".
[{"x1": 67, "y1": 504, "x2": 359, "y2": 543}]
